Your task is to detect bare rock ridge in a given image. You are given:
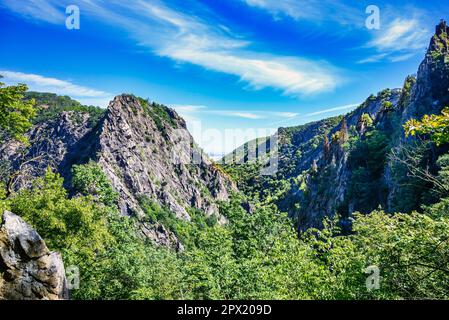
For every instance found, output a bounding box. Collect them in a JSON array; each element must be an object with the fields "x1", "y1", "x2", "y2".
[
  {"x1": 97, "y1": 95, "x2": 233, "y2": 220},
  {"x1": 0, "y1": 94, "x2": 235, "y2": 247},
  {"x1": 430, "y1": 19, "x2": 449, "y2": 56},
  {"x1": 0, "y1": 211, "x2": 68, "y2": 300},
  {"x1": 407, "y1": 19, "x2": 449, "y2": 119}
]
